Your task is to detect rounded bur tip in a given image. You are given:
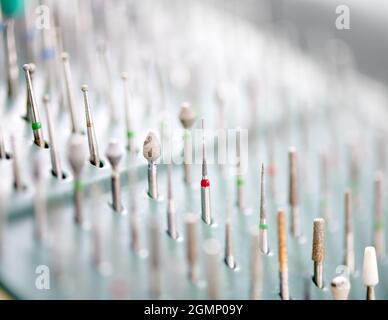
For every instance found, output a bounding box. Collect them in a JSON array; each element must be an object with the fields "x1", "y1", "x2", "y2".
[
  {"x1": 143, "y1": 132, "x2": 161, "y2": 162},
  {"x1": 179, "y1": 102, "x2": 196, "y2": 129},
  {"x1": 331, "y1": 276, "x2": 350, "y2": 300},
  {"x1": 67, "y1": 134, "x2": 87, "y2": 176},
  {"x1": 106, "y1": 139, "x2": 123, "y2": 168},
  {"x1": 81, "y1": 84, "x2": 88, "y2": 92},
  {"x1": 22, "y1": 63, "x2": 30, "y2": 71},
  {"x1": 312, "y1": 218, "x2": 325, "y2": 262},
  {"x1": 203, "y1": 238, "x2": 221, "y2": 256},
  {"x1": 363, "y1": 246, "x2": 379, "y2": 286}
]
